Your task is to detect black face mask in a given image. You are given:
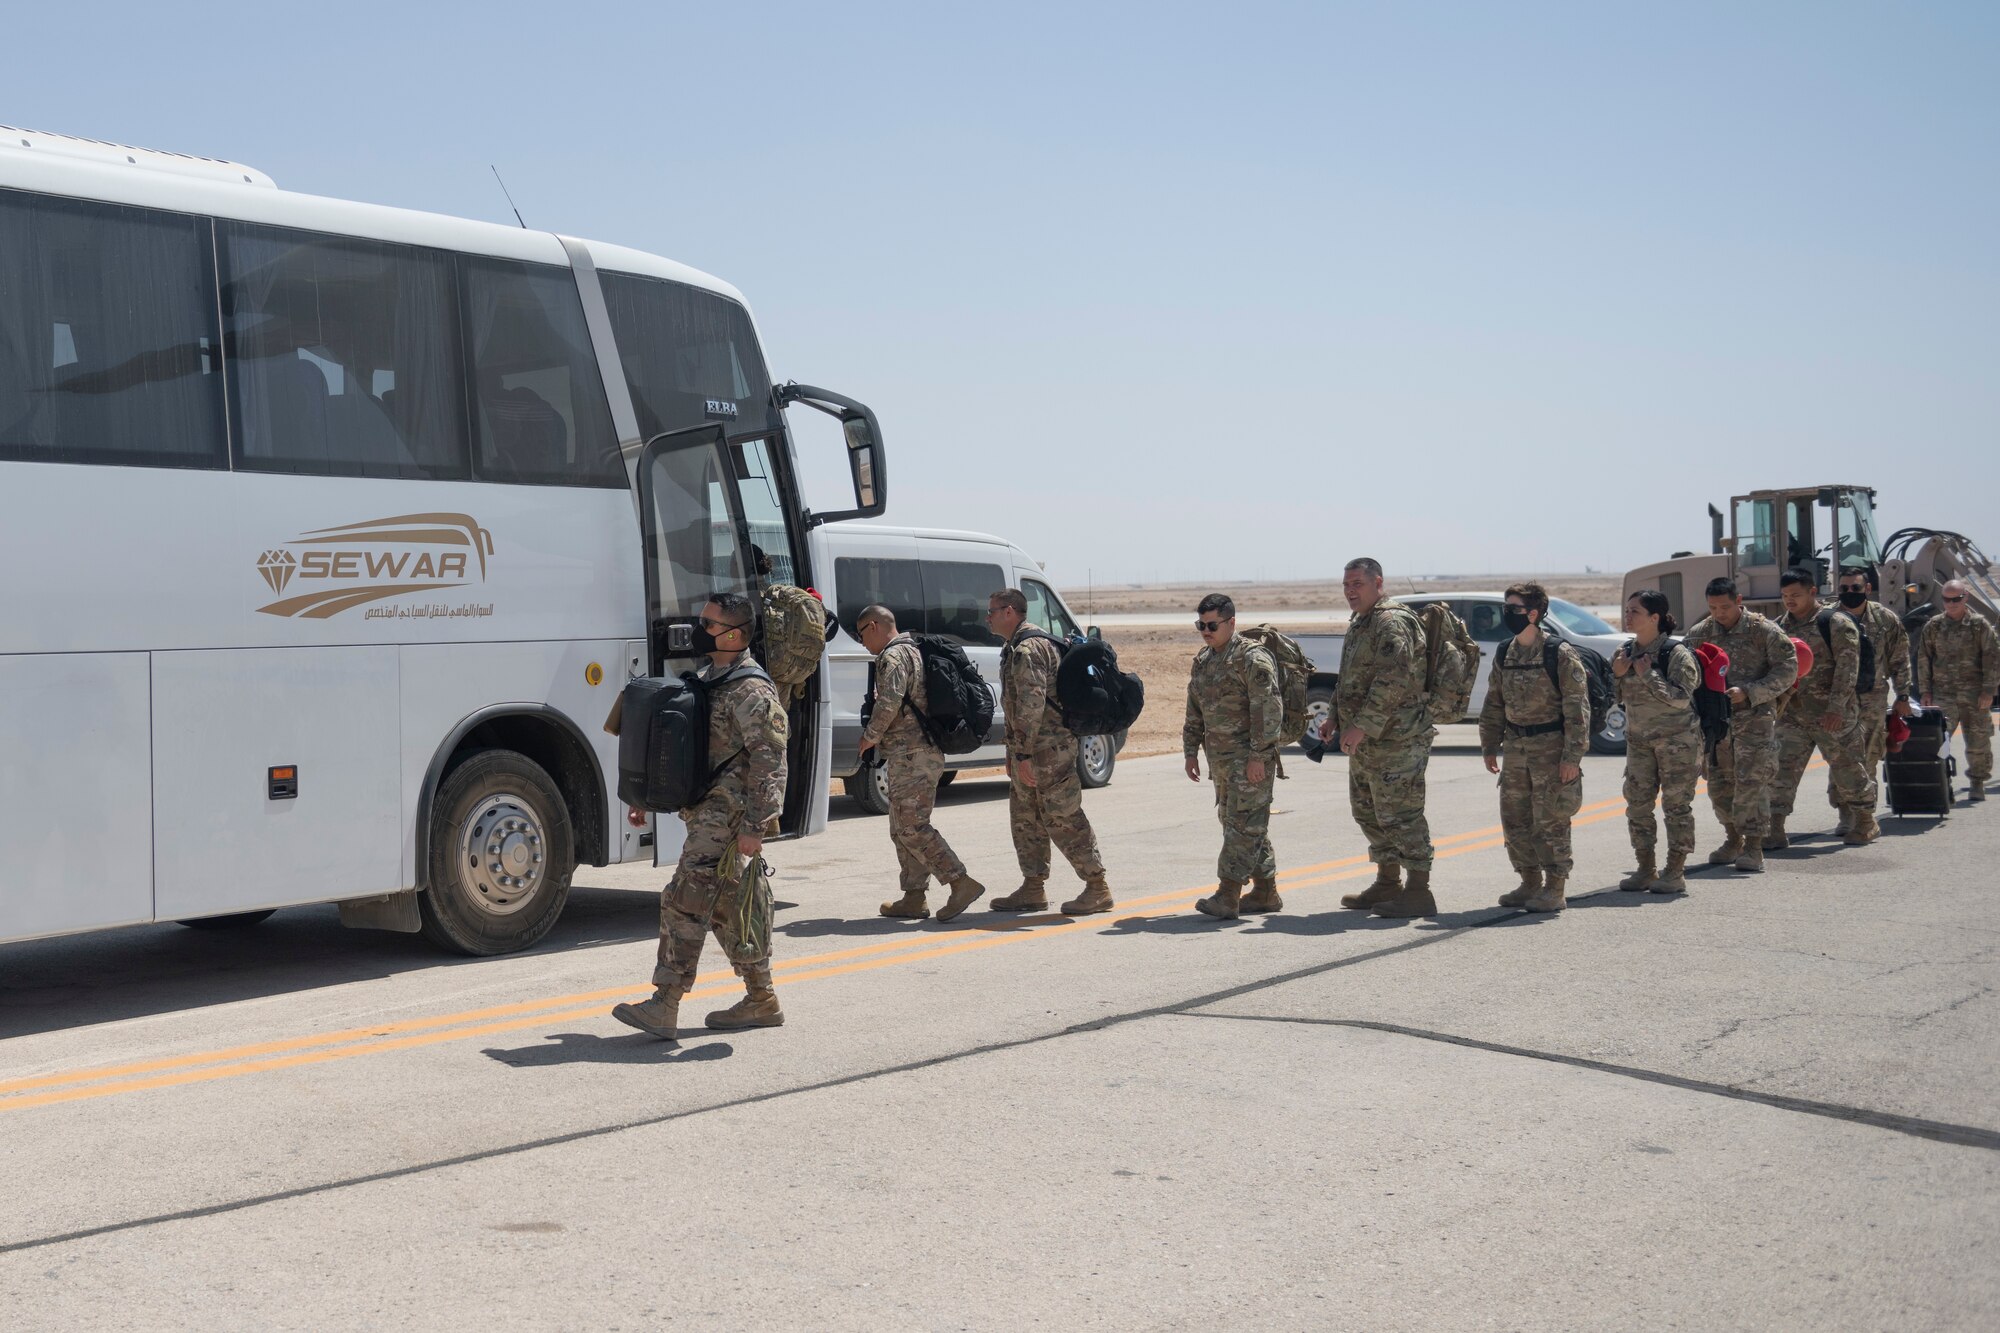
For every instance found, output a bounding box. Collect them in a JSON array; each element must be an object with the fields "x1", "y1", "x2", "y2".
[
  {"x1": 691, "y1": 624, "x2": 720, "y2": 655},
  {"x1": 1838, "y1": 590, "x2": 1868, "y2": 609},
  {"x1": 1501, "y1": 607, "x2": 1533, "y2": 634}
]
